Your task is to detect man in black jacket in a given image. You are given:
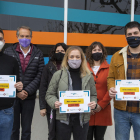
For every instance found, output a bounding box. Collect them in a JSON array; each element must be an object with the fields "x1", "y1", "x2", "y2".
[
  {"x1": 0, "y1": 29, "x2": 23, "y2": 140},
  {"x1": 4, "y1": 26, "x2": 44, "y2": 140}
]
